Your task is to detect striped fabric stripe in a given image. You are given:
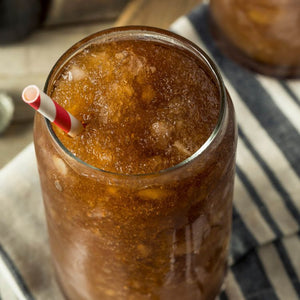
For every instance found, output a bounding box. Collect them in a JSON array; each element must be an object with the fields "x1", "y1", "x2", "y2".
[
  {"x1": 237, "y1": 146, "x2": 299, "y2": 235},
  {"x1": 225, "y1": 77, "x2": 300, "y2": 211},
  {"x1": 280, "y1": 81, "x2": 300, "y2": 106},
  {"x1": 171, "y1": 3, "x2": 299, "y2": 299},
  {"x1": 282, "y1": 234, "x2": 300, "y2": 281},
  {"x1": 238, "y1": 128, "x2": 300, "y2": 219},
  {"x1": 233, "y1": 177, "x2": 275, "y2": 245},
  {"x1": 231, "y1": 250, "x2": 279, "y2": 300},
  {"x1": 258, "y1": 244, "x2": 299, "y2": 300},
  {"x1": 222, "y1": 270, "x2": 246, "y2": 300},
  {"x1": 274, "y1": 239, "x2": 300, "y2": 296},
  {"x1": 285, "y1": 81, "x2": 300, "y2": 104},
  {"x1": 230, "y1": 206, "x2": 259, "y2": 263},
  {"x1": 258, "y1": 76, "x2": 300, "y2": 133},
  {"x1": 0, "y1": 244, "x2": 34, "y2": 300},
  {"x1": 235, "y1": 166, "x2": 282, "y2": 237}
]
